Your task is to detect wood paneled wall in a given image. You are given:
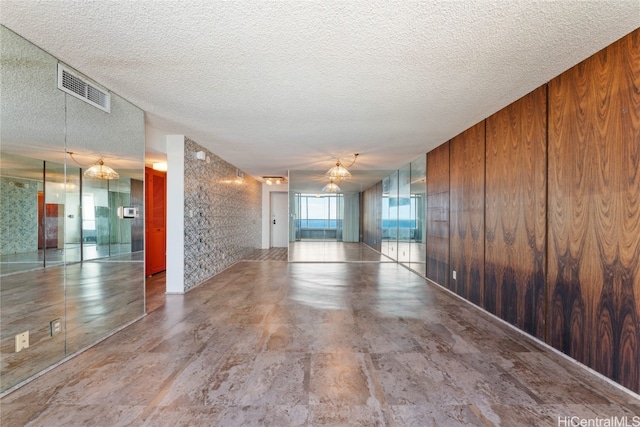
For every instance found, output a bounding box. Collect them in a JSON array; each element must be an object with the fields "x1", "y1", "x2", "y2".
[
  {"x1": 449, "y1": 122, "x2": 485, "y2": 306},
  {"x1": 361, "y1": 29, "x2": 639, "y2": 394},
  {"x1": 426, "y1": 142, "x2": 450, "y2": 289},
  {"x1": 547, "y1": 30, "x2": 640, "y2": 392},
  {"x1": 485, "y1": 87, "x2": 547, "y2": 338}
]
